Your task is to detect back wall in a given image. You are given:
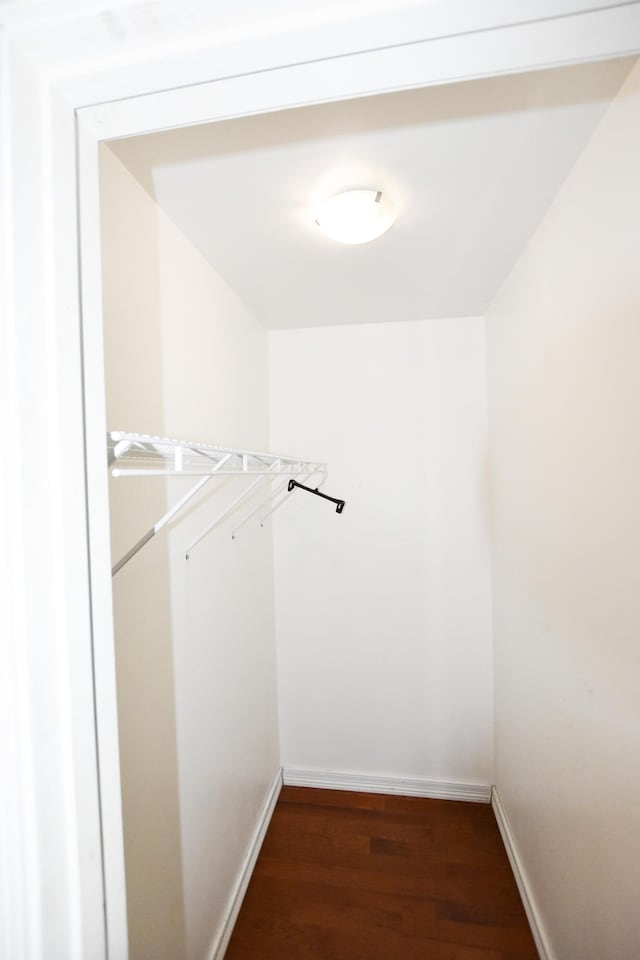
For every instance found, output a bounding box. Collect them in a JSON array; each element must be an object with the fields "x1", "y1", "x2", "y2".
[{"x1": 269, "y1": 317, "x2": 494, "y2": 786}]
